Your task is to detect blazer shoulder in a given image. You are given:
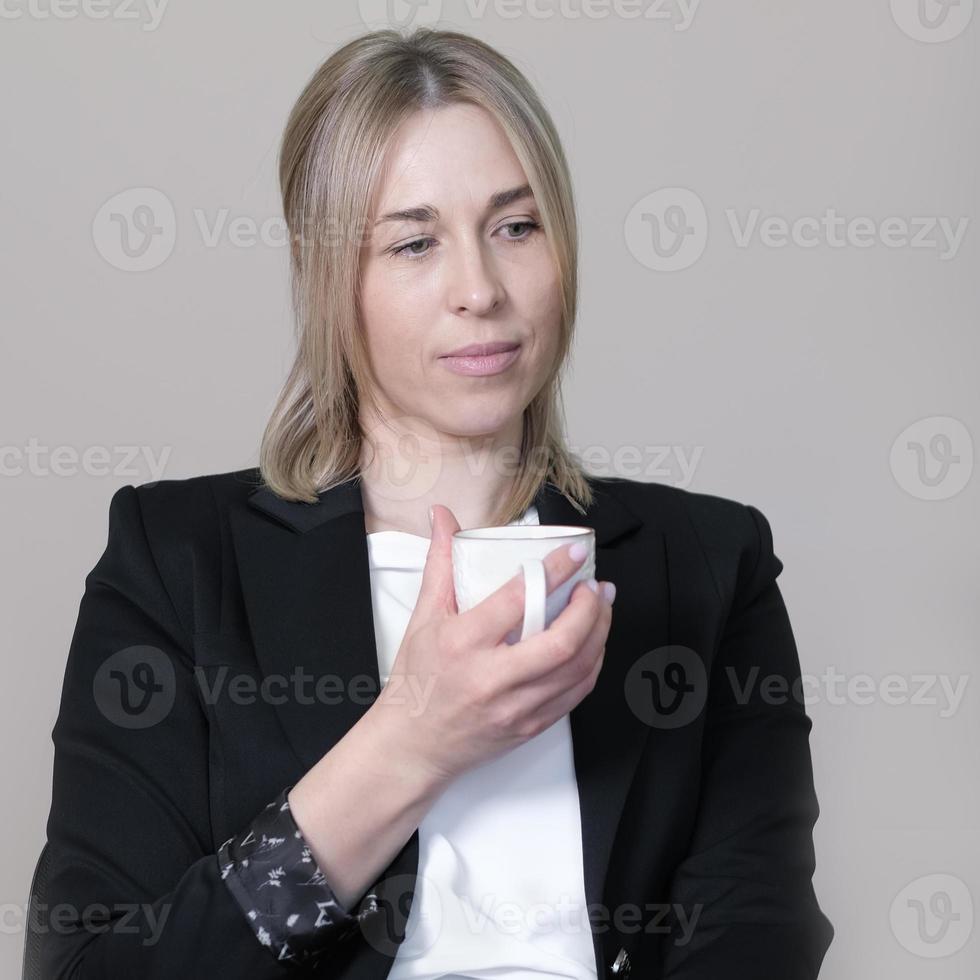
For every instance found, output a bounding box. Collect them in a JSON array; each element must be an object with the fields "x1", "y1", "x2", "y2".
[
  {"x1": 593, "y1": 475, "x2": 762, "y2": 545},
  {"x1": 594, "y1": 476, "x2": 783, "y2": 609},
  {"x1": 101, "y1": 466, "x2": 261, "y2": 582},
  {"x1": 121, "y1": 465, "x2": 261, "y2": 534},
  {"x1": 92, "y1": 467, "x2": 263, "y2": 644}
]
